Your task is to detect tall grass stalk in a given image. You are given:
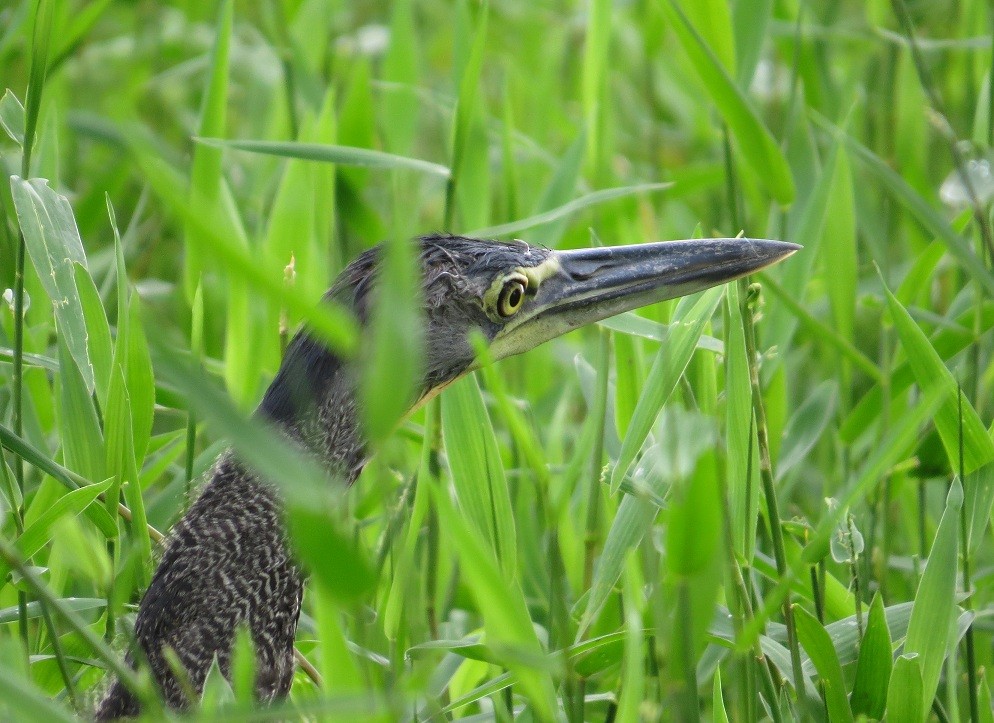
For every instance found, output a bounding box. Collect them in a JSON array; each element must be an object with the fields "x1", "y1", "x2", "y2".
[
  {"x1": 11, "y1": 0, "x2": 52, "y2": 662},
  {"x1": 740, "y1": 278, "x2": 804, "y2": 698}
]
